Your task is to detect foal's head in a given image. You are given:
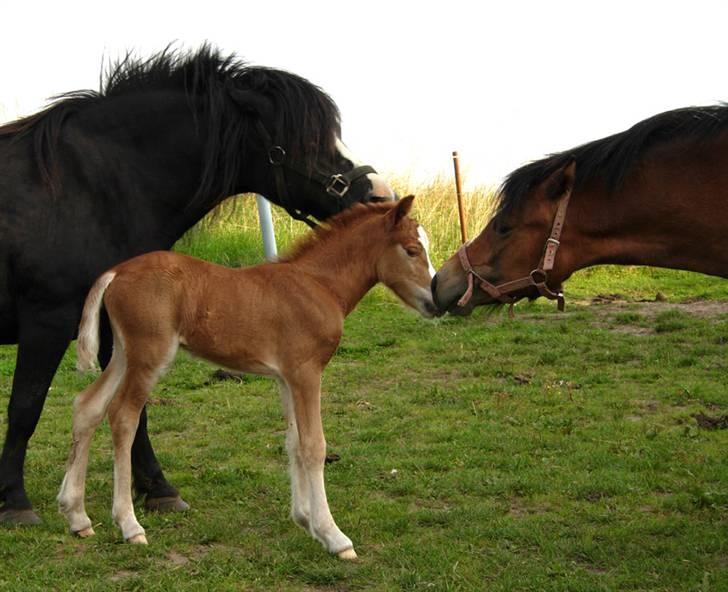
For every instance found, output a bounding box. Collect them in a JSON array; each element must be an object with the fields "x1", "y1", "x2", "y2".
[{"x1": 375, "y1": 196, "x2": 438, "y2": 318}]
